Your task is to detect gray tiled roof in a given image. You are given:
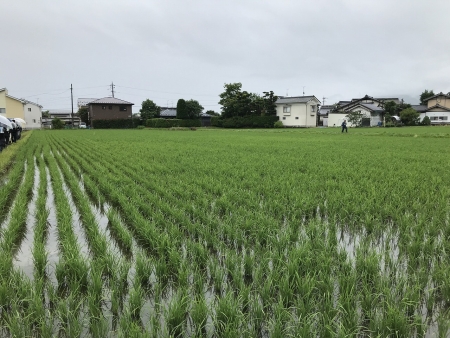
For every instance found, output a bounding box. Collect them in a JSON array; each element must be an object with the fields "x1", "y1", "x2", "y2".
[
  {"x1": 89, "y1": 97, "x2": 134, "y2": 105},
  {"x1": 160, "y1": 108, "x2": 177, "y2": 117},
  {"x1": 276, "y1": 96, "x2": 319, "y2": 104},
  {"x1": 360, "y1": 103, "x2": 384, "y2": 111},
  {"x1": 411, "y1": 105, "x2": 428, "y2": 112}
]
